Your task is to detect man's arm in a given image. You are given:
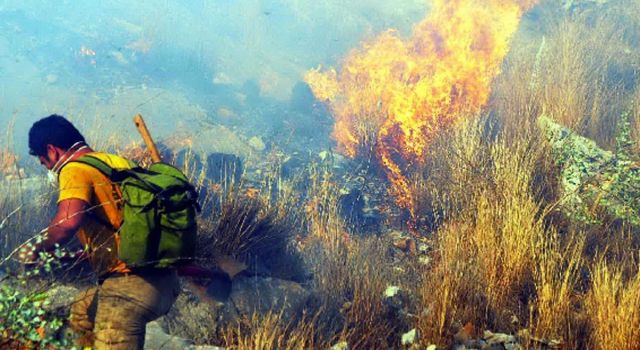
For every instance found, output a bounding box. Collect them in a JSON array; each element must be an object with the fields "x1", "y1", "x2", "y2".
[{"x1": 38, "y1": 198, "x2": 88, "y2": 252}]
